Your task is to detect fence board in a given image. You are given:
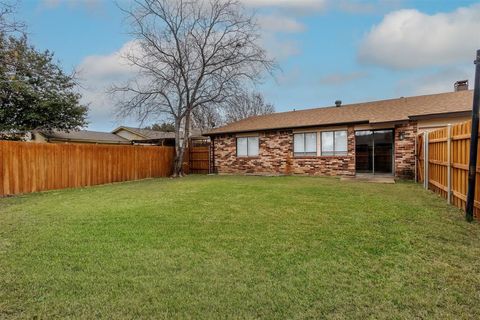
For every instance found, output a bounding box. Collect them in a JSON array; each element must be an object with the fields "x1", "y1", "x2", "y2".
[
  {"x1": 417, "y1": 120, "x2": 480, "y2": 219},
  {"x1": 0, "y1": 141, "x2": 174, "y2": 197}
]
